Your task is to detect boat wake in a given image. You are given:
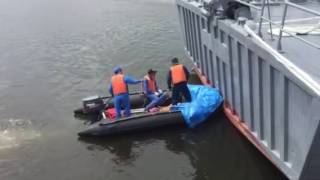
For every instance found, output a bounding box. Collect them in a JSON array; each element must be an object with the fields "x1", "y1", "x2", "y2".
[{"x1": 0, "y1": 119, "x2": 41, "y2": 150}]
